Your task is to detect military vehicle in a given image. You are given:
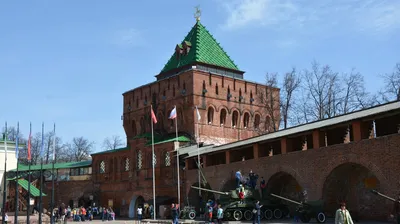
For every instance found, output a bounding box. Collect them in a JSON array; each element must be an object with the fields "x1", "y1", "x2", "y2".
[
  {"x1": 191, "y1": 186, "x2": 289, "y2": 221},
  {"x1": 269, "y1": 193, "x2": 326, "y2": 223}
]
